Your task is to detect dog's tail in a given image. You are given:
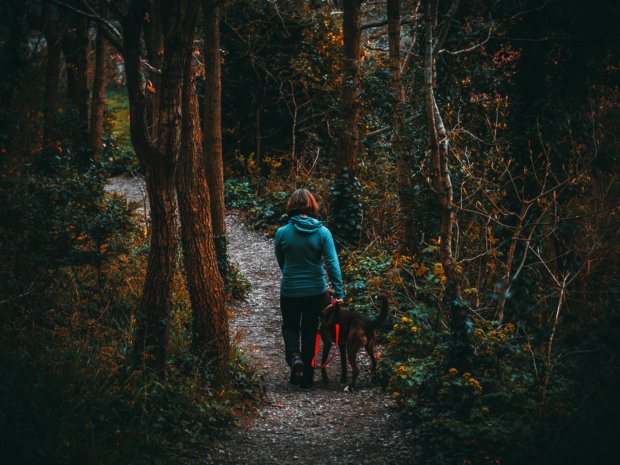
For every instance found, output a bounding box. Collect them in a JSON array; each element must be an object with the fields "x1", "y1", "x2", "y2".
[{"x1": 368, "y1": 295, "x2": 389, "y2": 330}]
